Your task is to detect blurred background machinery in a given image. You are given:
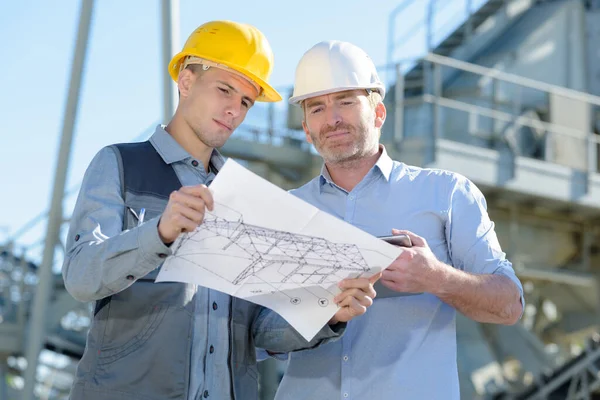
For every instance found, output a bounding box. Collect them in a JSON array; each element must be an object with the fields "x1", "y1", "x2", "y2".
[{"x1": 4, "y1": 0, "x2": 600, "y2": 398}]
